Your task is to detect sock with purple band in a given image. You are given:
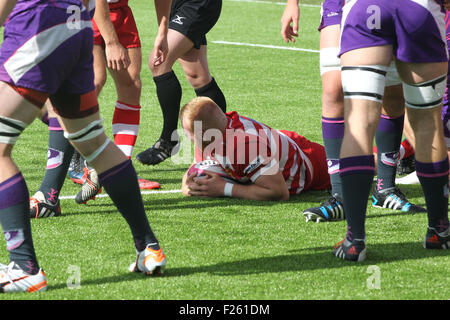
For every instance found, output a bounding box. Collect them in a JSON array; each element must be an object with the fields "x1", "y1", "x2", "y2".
[
  {"x1": 415, "y1": 158, "x2": 449, "y2": 230},
  {"x1": 322, "y1": 116, "x2": 344, "y2": 197},
  {"x1": 98, "y1": 160, "x2": 159, "y2": 251},
  {"x1": 38, "y1": 118, "x2": 74, "y2": 204},
  {"x1": 339, "y1": 155, "x2": 375, "y2": 240},
  {"x1": 375, "y1": 114, "x2": 404, "y2": 191},
  {"x1": 0, "y1": 173, "x2": 39, "y2": 274}
]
